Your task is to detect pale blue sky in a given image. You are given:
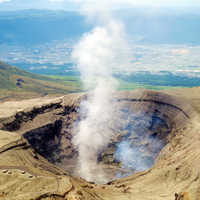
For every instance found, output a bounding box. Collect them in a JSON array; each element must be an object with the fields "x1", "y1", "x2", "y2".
[{"x1": 0, "y1": 0, "x2": 200, "y2": 11}]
